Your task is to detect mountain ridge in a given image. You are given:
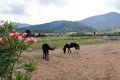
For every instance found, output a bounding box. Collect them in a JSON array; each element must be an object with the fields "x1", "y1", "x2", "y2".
[
  {"x1": 18, "y1": 20, "x2": 96, "y2": 33},
  {"x1": 17, "y1": 12, "x2": 120, "y2": 32},
  {"x1": 80, "y1": 12, "x2": 120, "y2": 31}
]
